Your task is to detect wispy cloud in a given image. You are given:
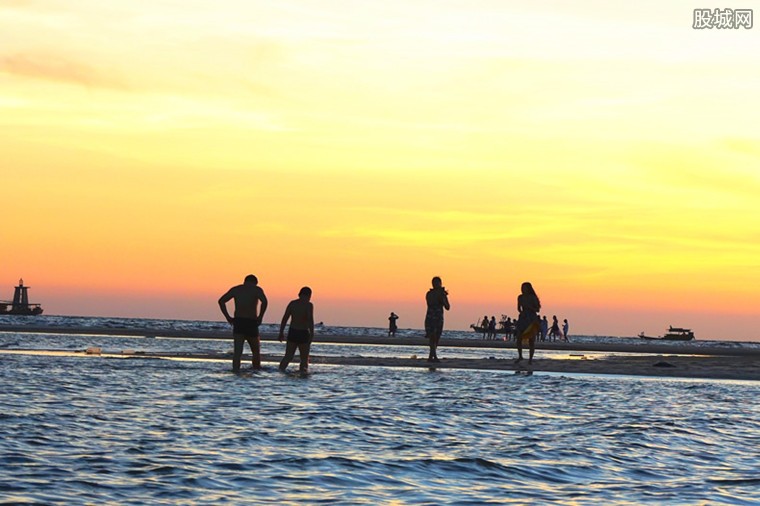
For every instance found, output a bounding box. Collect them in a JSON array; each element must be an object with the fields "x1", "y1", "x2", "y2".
[{"x1": 0, "y1": 53, "x2": 129, "y2": 89}]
